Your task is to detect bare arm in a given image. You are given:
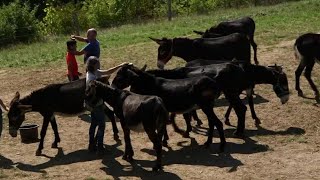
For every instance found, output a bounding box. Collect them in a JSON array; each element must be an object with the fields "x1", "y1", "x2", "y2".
[
  {"x1": 0, "y1": 99, "x2": 8, "y2": 111},
  {"x1": 72, "y1": 50, "x2": 85, "y2": 56},
  {"x1": 71, "y1": 35, "x2": 88, "y2": 42},
  {"x1": 98, "y1": 62, "x2": 130, "y2": 76}
]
